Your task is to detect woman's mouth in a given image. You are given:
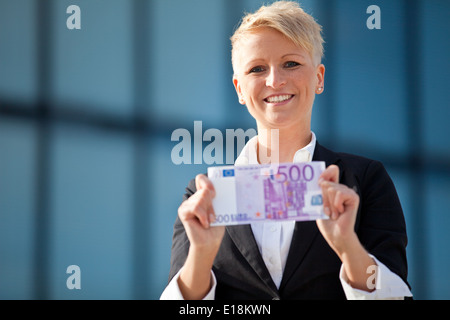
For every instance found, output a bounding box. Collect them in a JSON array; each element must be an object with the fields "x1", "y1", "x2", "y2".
[{"x1": 264, "y1": 94, "x2": 294, "y2": 104}]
